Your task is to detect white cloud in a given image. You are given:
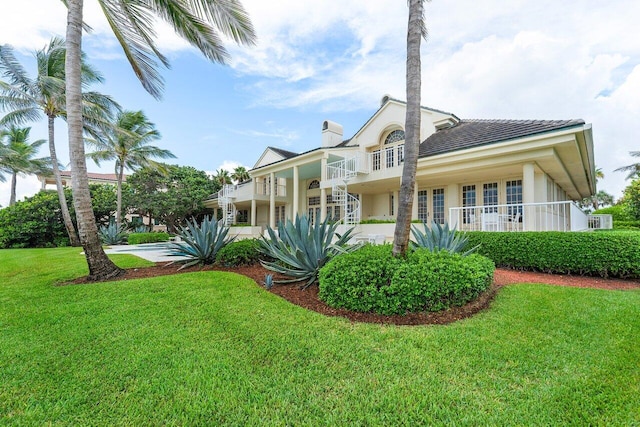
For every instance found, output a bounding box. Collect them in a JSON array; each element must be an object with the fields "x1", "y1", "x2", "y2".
[{"x1": 3, "y1": 0, "x2": 639, "y2": 198}]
